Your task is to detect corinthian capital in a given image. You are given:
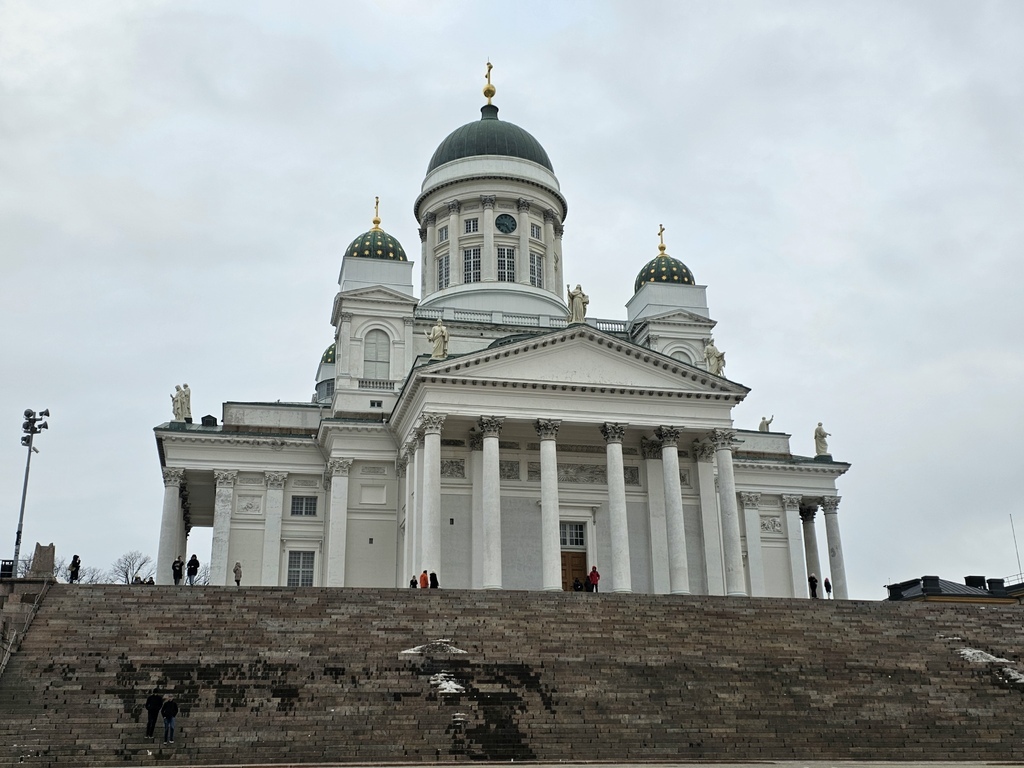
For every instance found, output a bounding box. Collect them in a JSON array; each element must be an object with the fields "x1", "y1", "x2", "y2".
[
  {"x1": 162, "y1": 467, "x2": 185, "y2": 487},
  {"x1": 739, "y1": 491, "x2": 761, "y2": 508},
  {"x1": 478, "y1": 416, "x2": 505, "y2": 438},
  {"x1": 420, "y1": 413, "x2": 446, "y2": 435},
  {"x1": 535, "y1": 419, "x2": 561, "y2": 440},
  {"x1": 821, "y1": 496, "x2": 841, "y2": 514},
  {"x1": 516, "y1": 198, "x2": 531, "y2": 212},
  {"x1": 480, "y1": 195, "x2": 496, "y2": 209},
  {"x1": 447, "y1": 200, "x2": 461, "y2": 214},
  {"x1": 654, "y1": 426, "x2": 681, "y2": 447},
  {"x1": 424, "y1": 212, "x2": 437, "y2": 226},
  {"x1": 265, "y1": 471, "x2": 288, "y2": 489},
  {"x1": 708, "y1": 429, "x2": 737, "y2": 451},
  {"x1": 691, "y1": 441, "x2": 716, "y2": 463},
  {"x1": 601, "y1": 422, "x2": 627, "y2": 444},
  {"x1": 328, "y1": 458, "x2": 353, "y2": 477},
  {"x1": 214, "y1": 470, "x2": 237, "y2": 488},
  {"x1": 781, "y1": 494, "x2": 802, "y2": 511},
  {"x1": 640, "y1": 437, "x2": 662, "y2": 460},
  {"x1": 543, "y1": 208, "x2": 558, "y2": 223}
]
